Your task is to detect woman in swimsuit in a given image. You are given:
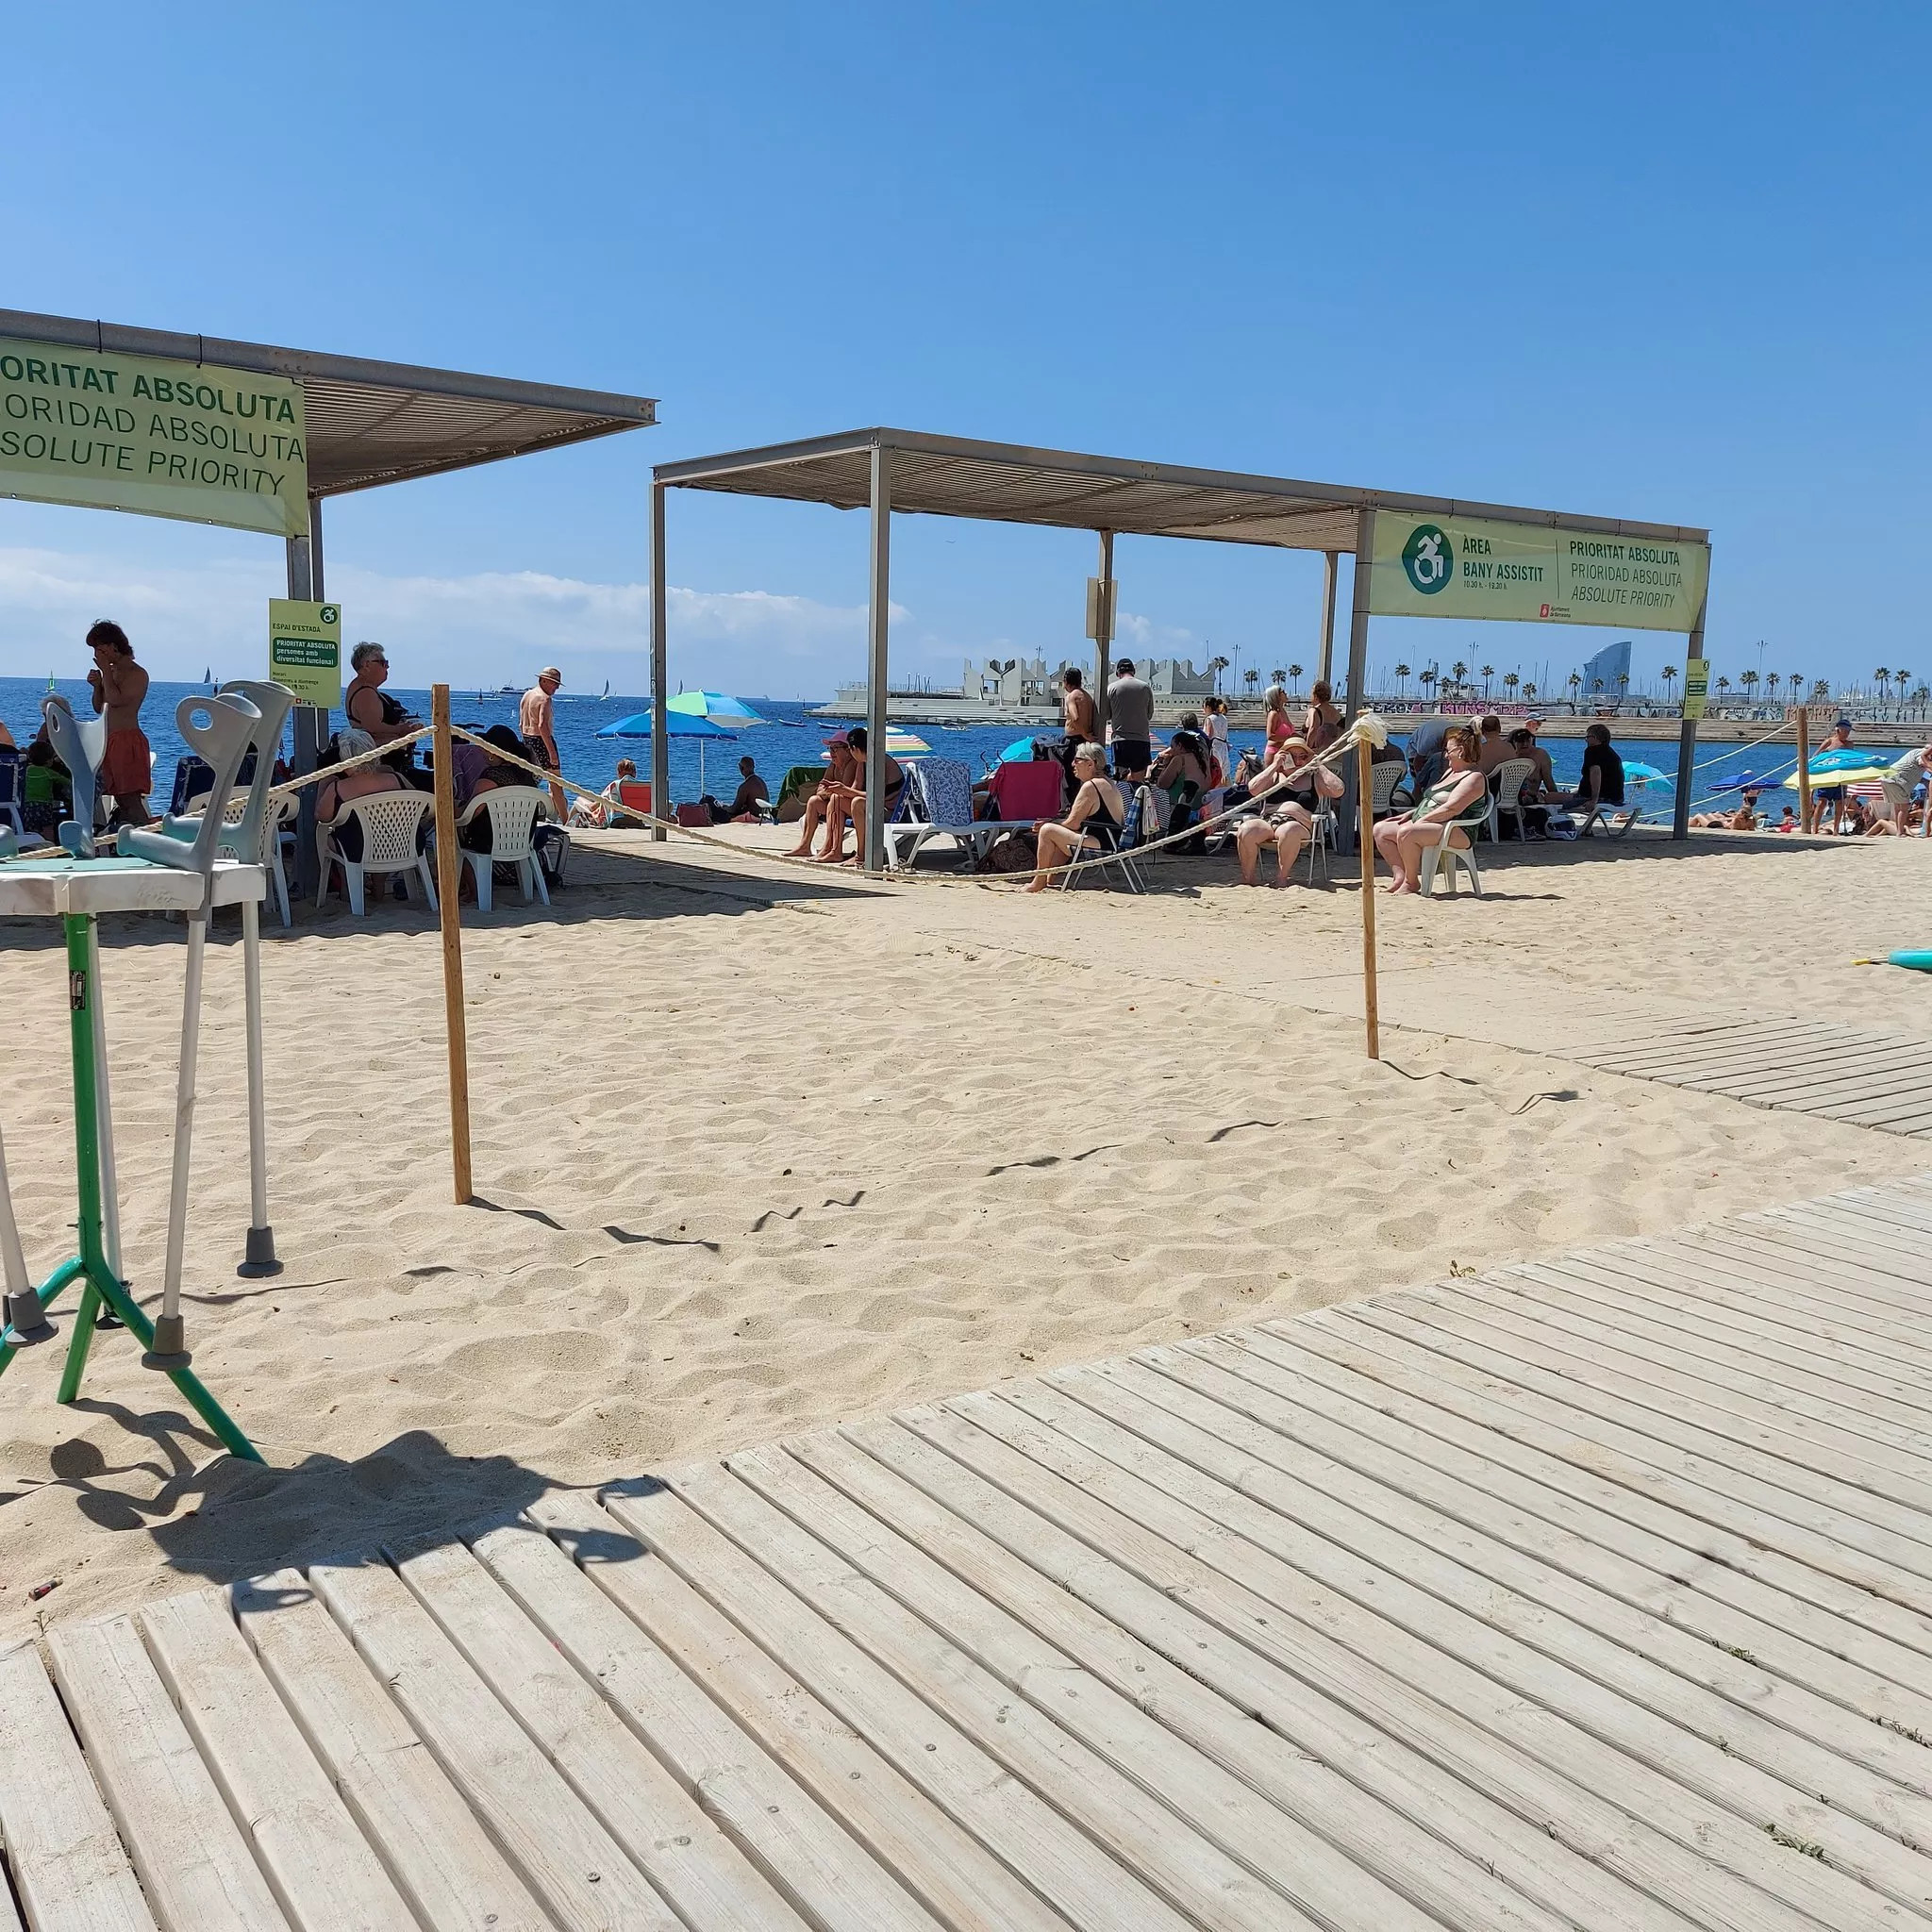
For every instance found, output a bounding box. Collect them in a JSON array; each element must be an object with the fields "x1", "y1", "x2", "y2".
[
  {"x1": 343, "y1": 642, "x2": 424, "y2": 777},
  {"x1": 1262, "y1": 685, "x2": 1293, "y2": 757},
  {"x1": 1302, "y1": 680, "x2": 1342, "y2": 754},
  {"x1": 1371, "y1": 724, "x2": 1489, "y2": 894},
  {"x1": 1026, "y1": 742, "x2": 1125, "y2": 891},
  {"x1": 1234, "y1": 734, "x2": 1342, "y2": 886},
  {"x1": 812, "y1": 725, "x2": 905, "y2": 864}
]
